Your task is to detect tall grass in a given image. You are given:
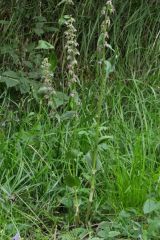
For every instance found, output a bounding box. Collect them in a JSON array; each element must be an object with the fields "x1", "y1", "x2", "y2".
[{"x1": 0, "y1": 0, "x2": 160, "y2": 238}]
